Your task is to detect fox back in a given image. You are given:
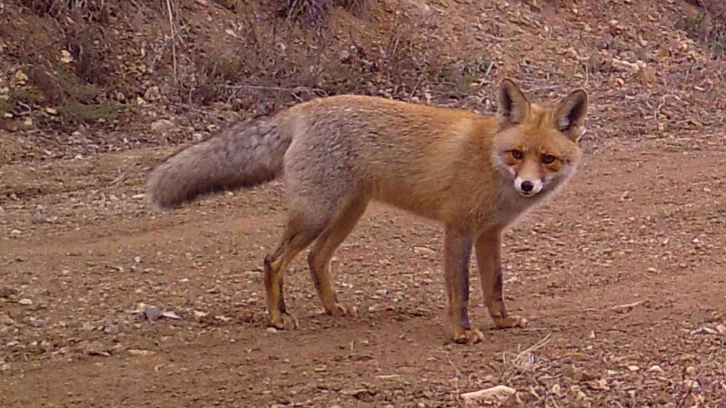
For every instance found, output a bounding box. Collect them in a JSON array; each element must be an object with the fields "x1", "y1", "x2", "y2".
[{"x1": 276, "y1": 80, "x2": 588, "y2": 231}]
